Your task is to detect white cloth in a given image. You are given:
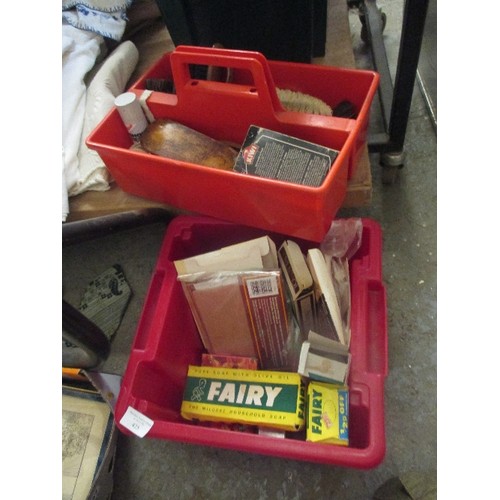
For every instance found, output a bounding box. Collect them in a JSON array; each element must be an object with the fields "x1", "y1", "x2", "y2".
[
  {"x1": 62, "y1": 0, "x2": 131, "y2": 42},
  {"x1": 62, "y1": 22, "x2": 103, "y2": 221},
  {"x1": 61, "y1": 0, "x2": 137, "y2": 221},
  {"x1": 70, "y1": 41, "x2": 139, "y2": 198}
]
